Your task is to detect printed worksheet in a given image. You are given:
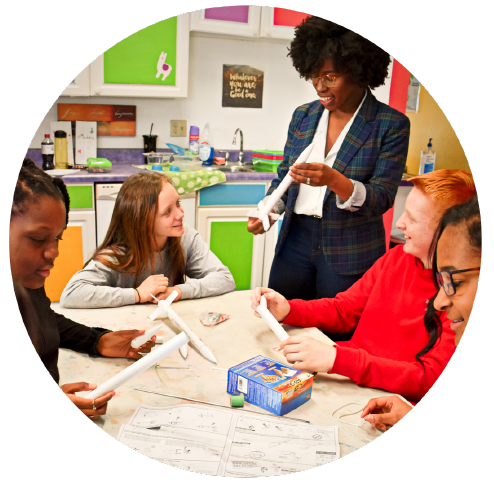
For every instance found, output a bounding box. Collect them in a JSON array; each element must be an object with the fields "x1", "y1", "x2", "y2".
[{"x1": 117, "y1": 404, "x2": 339, "y2": 477}]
